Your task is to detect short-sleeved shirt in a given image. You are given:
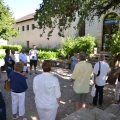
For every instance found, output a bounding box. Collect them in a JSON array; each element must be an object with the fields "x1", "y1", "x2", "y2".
[
  {"x1": 19, "y1": 52, "x2": 27, "y2": 64},
  {"x1": 93, "y1": 61, "x2": 110, "y2": 86},
  {"x1": 71, "y1": 61, "x2": 92, "y2": 93},
  {"x1": 29, "y1": 49, "x2": 38, "y2": 60},
  {"x1": 10, "y1": 72, "x2": 28, "y2": 93},
  {"x1": 10, "y1": 54, "x2": 15, "y2": 62},
  {"x1": 4, "y1": 55, "x2": 13, "y2": 69}
]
